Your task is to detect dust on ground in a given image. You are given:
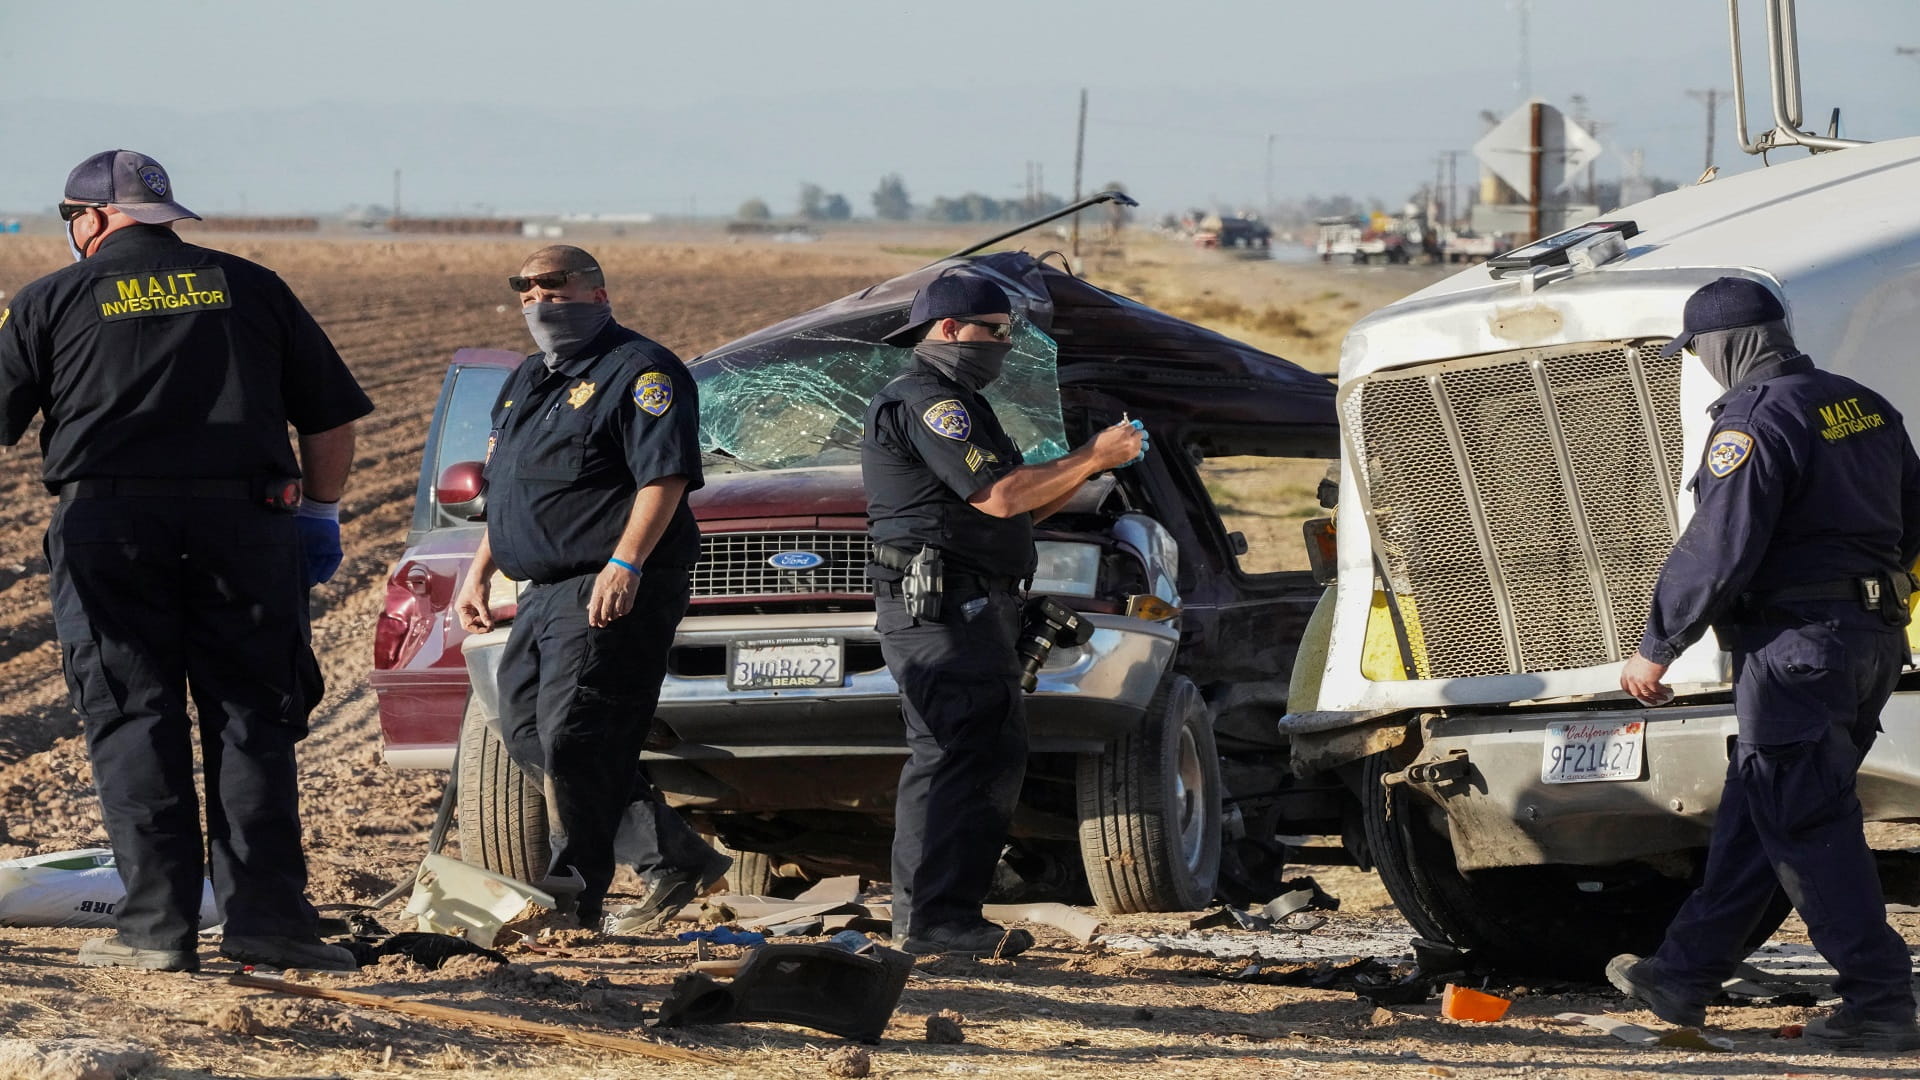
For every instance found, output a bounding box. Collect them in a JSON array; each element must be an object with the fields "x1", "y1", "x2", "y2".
[{"x1": 0, "y1": 231, "x2": 1905, "y2": 1078}]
